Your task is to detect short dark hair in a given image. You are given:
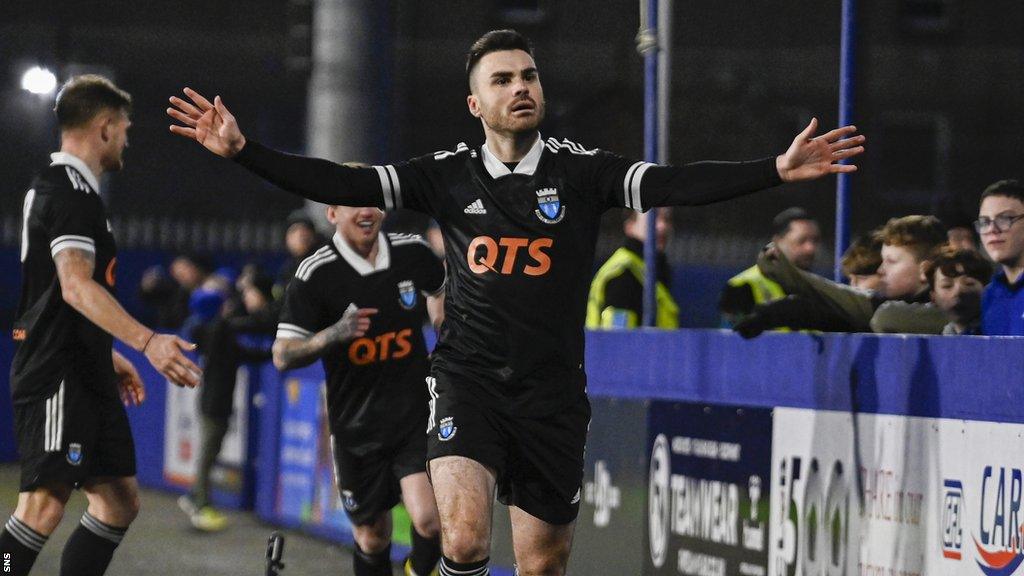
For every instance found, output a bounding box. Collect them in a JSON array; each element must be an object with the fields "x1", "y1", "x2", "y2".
[
  {"x1": 841, "y1": 229, "x2": 884, "y2": 277},
  {"x1": 466, "y1": 29, "x2": 534, "y2": 90},
  {"x1": 771, "y1": 207, "x2": 815, "y2": 238},
  {"x1": 880, "y1": 215, "x2": 948, "y2": 261},
  {"x1": 54, "y1": 74, "x2": 132, "y2": 130},
  {"x1": 924, "y1": 246, "x2": 992, "y2": 288},
  {"x1": 980, "y1": 179, "x2": 1024, "y2": 205}
]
